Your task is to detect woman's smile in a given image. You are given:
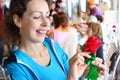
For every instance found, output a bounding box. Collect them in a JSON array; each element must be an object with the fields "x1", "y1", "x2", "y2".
[{"x1": 36, "y1": 29, "x2": 47, "y2": 36}]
